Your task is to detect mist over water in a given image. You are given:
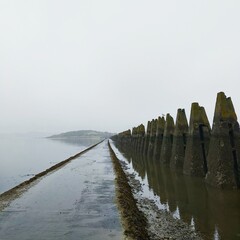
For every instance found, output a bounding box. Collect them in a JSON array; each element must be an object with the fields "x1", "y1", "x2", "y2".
[{"x1": 0, "y1": 133, "x2": 99, "y2": 194}]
